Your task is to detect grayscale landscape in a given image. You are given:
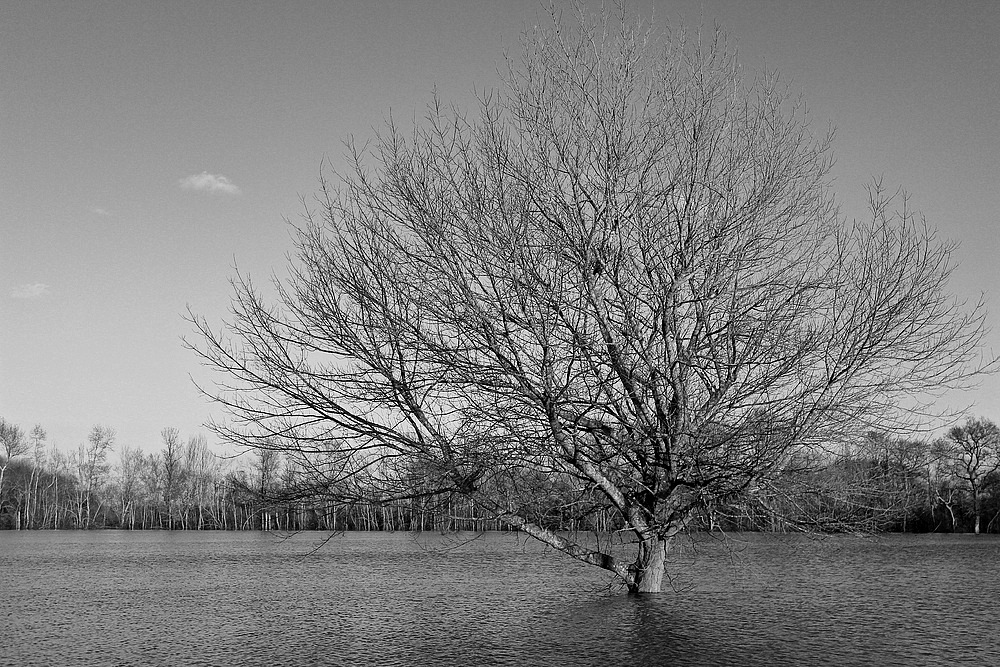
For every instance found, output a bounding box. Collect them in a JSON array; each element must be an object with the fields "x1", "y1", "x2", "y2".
[{"x1": 3, "y1": 1, "x2": 999, "y2": 665}]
